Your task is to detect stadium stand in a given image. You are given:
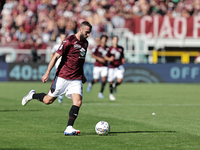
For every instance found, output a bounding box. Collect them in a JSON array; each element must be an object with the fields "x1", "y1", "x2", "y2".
[{"x1": 0, "y1": 0, "x2": 200, "y2": 63}]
